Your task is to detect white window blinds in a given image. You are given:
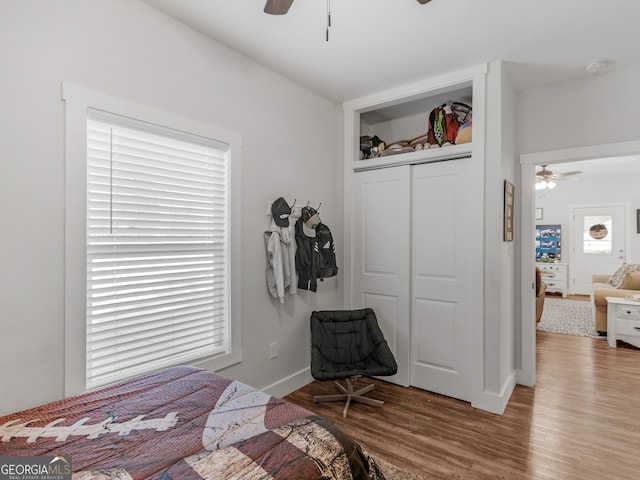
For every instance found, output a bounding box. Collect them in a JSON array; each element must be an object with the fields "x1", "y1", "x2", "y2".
[{"x1": 86, "y1": 112, "x2": 230, "y2": 389}]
